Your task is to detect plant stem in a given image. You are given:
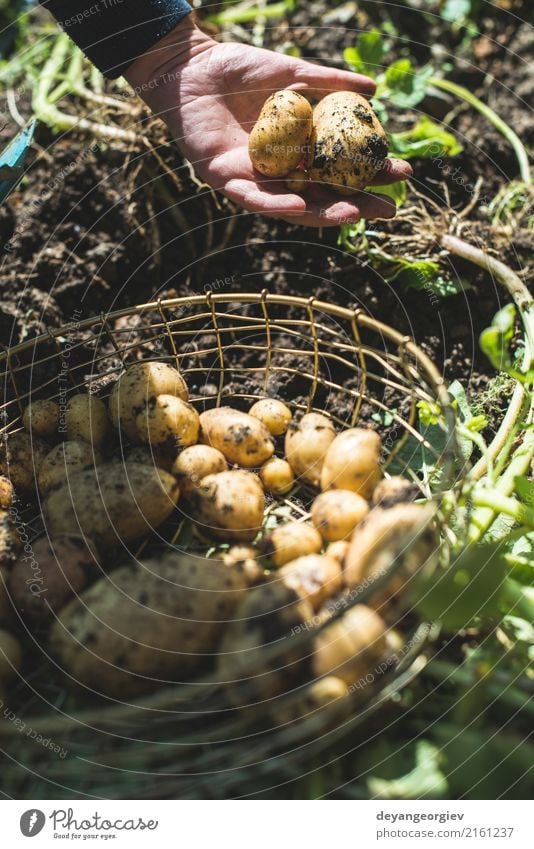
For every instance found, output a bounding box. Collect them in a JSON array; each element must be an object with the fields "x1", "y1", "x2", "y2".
[
  {"x1": 206, "y1": 0, "x2": 296, "y2": 25},
  {"x1": 430, "y1": 77, "x2": 531, "y2": 183}
]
